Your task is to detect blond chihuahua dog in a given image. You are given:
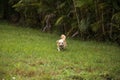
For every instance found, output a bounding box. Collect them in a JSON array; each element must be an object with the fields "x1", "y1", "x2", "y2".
[{"x1": 56, "y1": 34, "x2": 67, "y2": 51}]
